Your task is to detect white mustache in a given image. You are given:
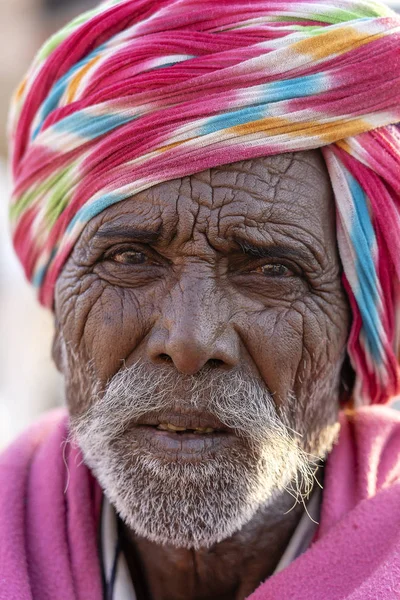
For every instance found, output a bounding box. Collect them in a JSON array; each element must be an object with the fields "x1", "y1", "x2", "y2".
[{"x1": 73, "y1": 361, "x2": 296, "y2": 448}]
